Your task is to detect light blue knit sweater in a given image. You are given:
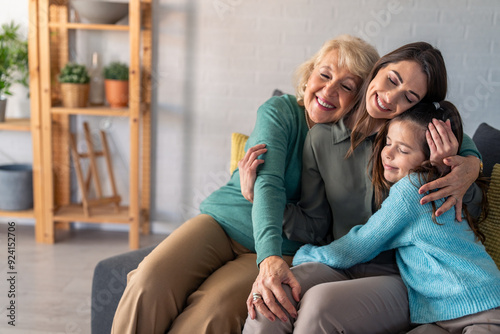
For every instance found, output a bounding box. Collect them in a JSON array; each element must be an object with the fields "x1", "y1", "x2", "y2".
[{"x1": 293, "y1": 173, "x2": 500, "y2": 324}]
